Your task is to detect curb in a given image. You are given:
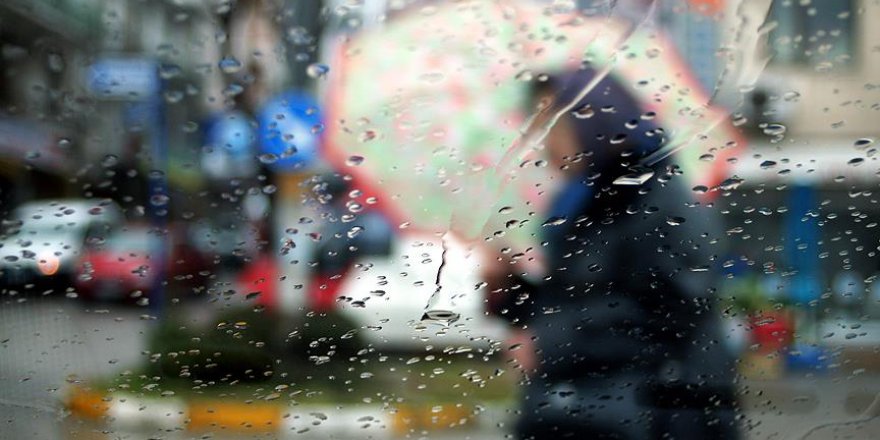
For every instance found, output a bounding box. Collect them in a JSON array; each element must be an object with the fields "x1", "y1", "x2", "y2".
[{"x1": 64, "y1": 385, "x2": 499, "y2": 436}]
